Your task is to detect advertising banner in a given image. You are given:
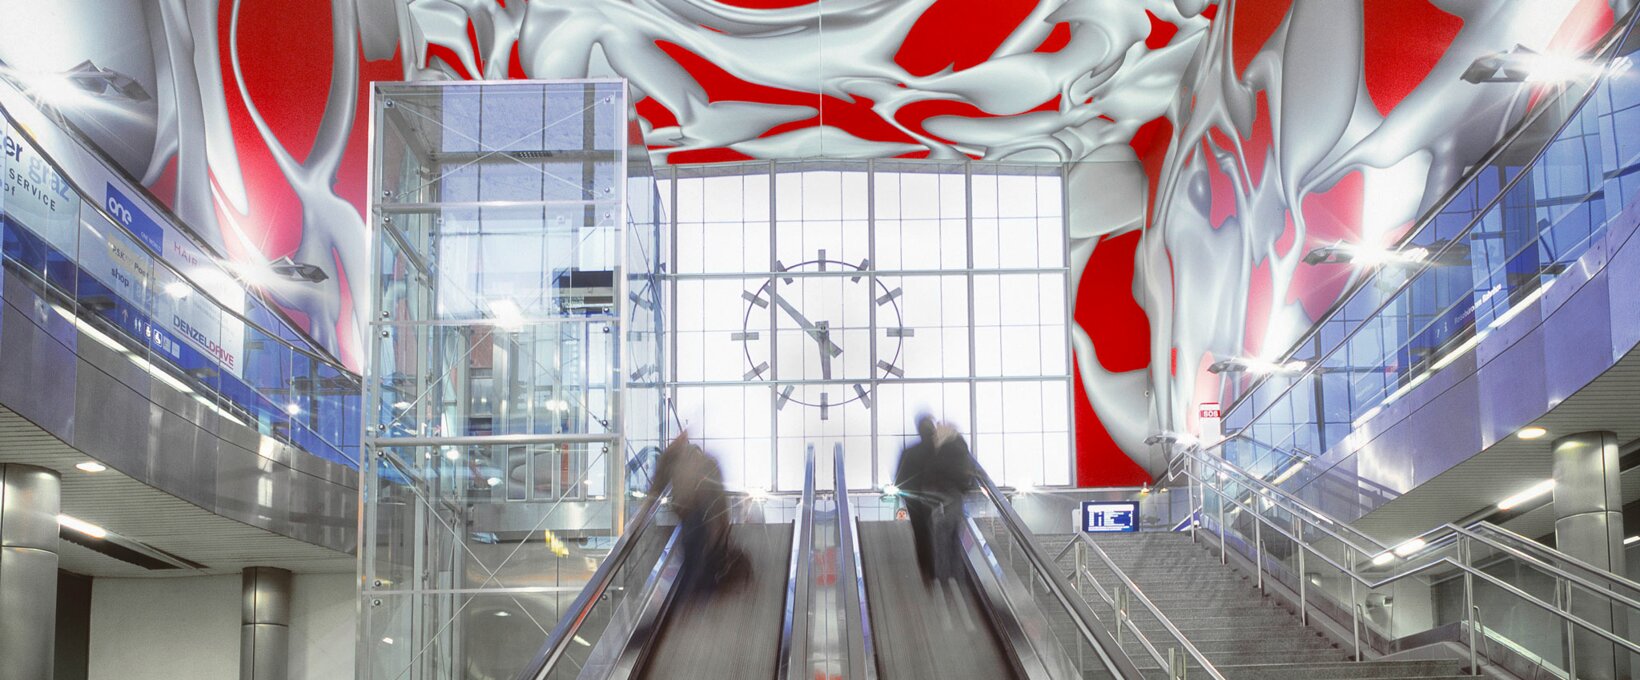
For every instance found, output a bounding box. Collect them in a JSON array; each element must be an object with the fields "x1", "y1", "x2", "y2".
[
  {"x1": 1, "y1": 114, "x2": 245, "y2": 378},
  {"x1": 1, "y1": 117, "x2": 79, "y2": 254}
]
